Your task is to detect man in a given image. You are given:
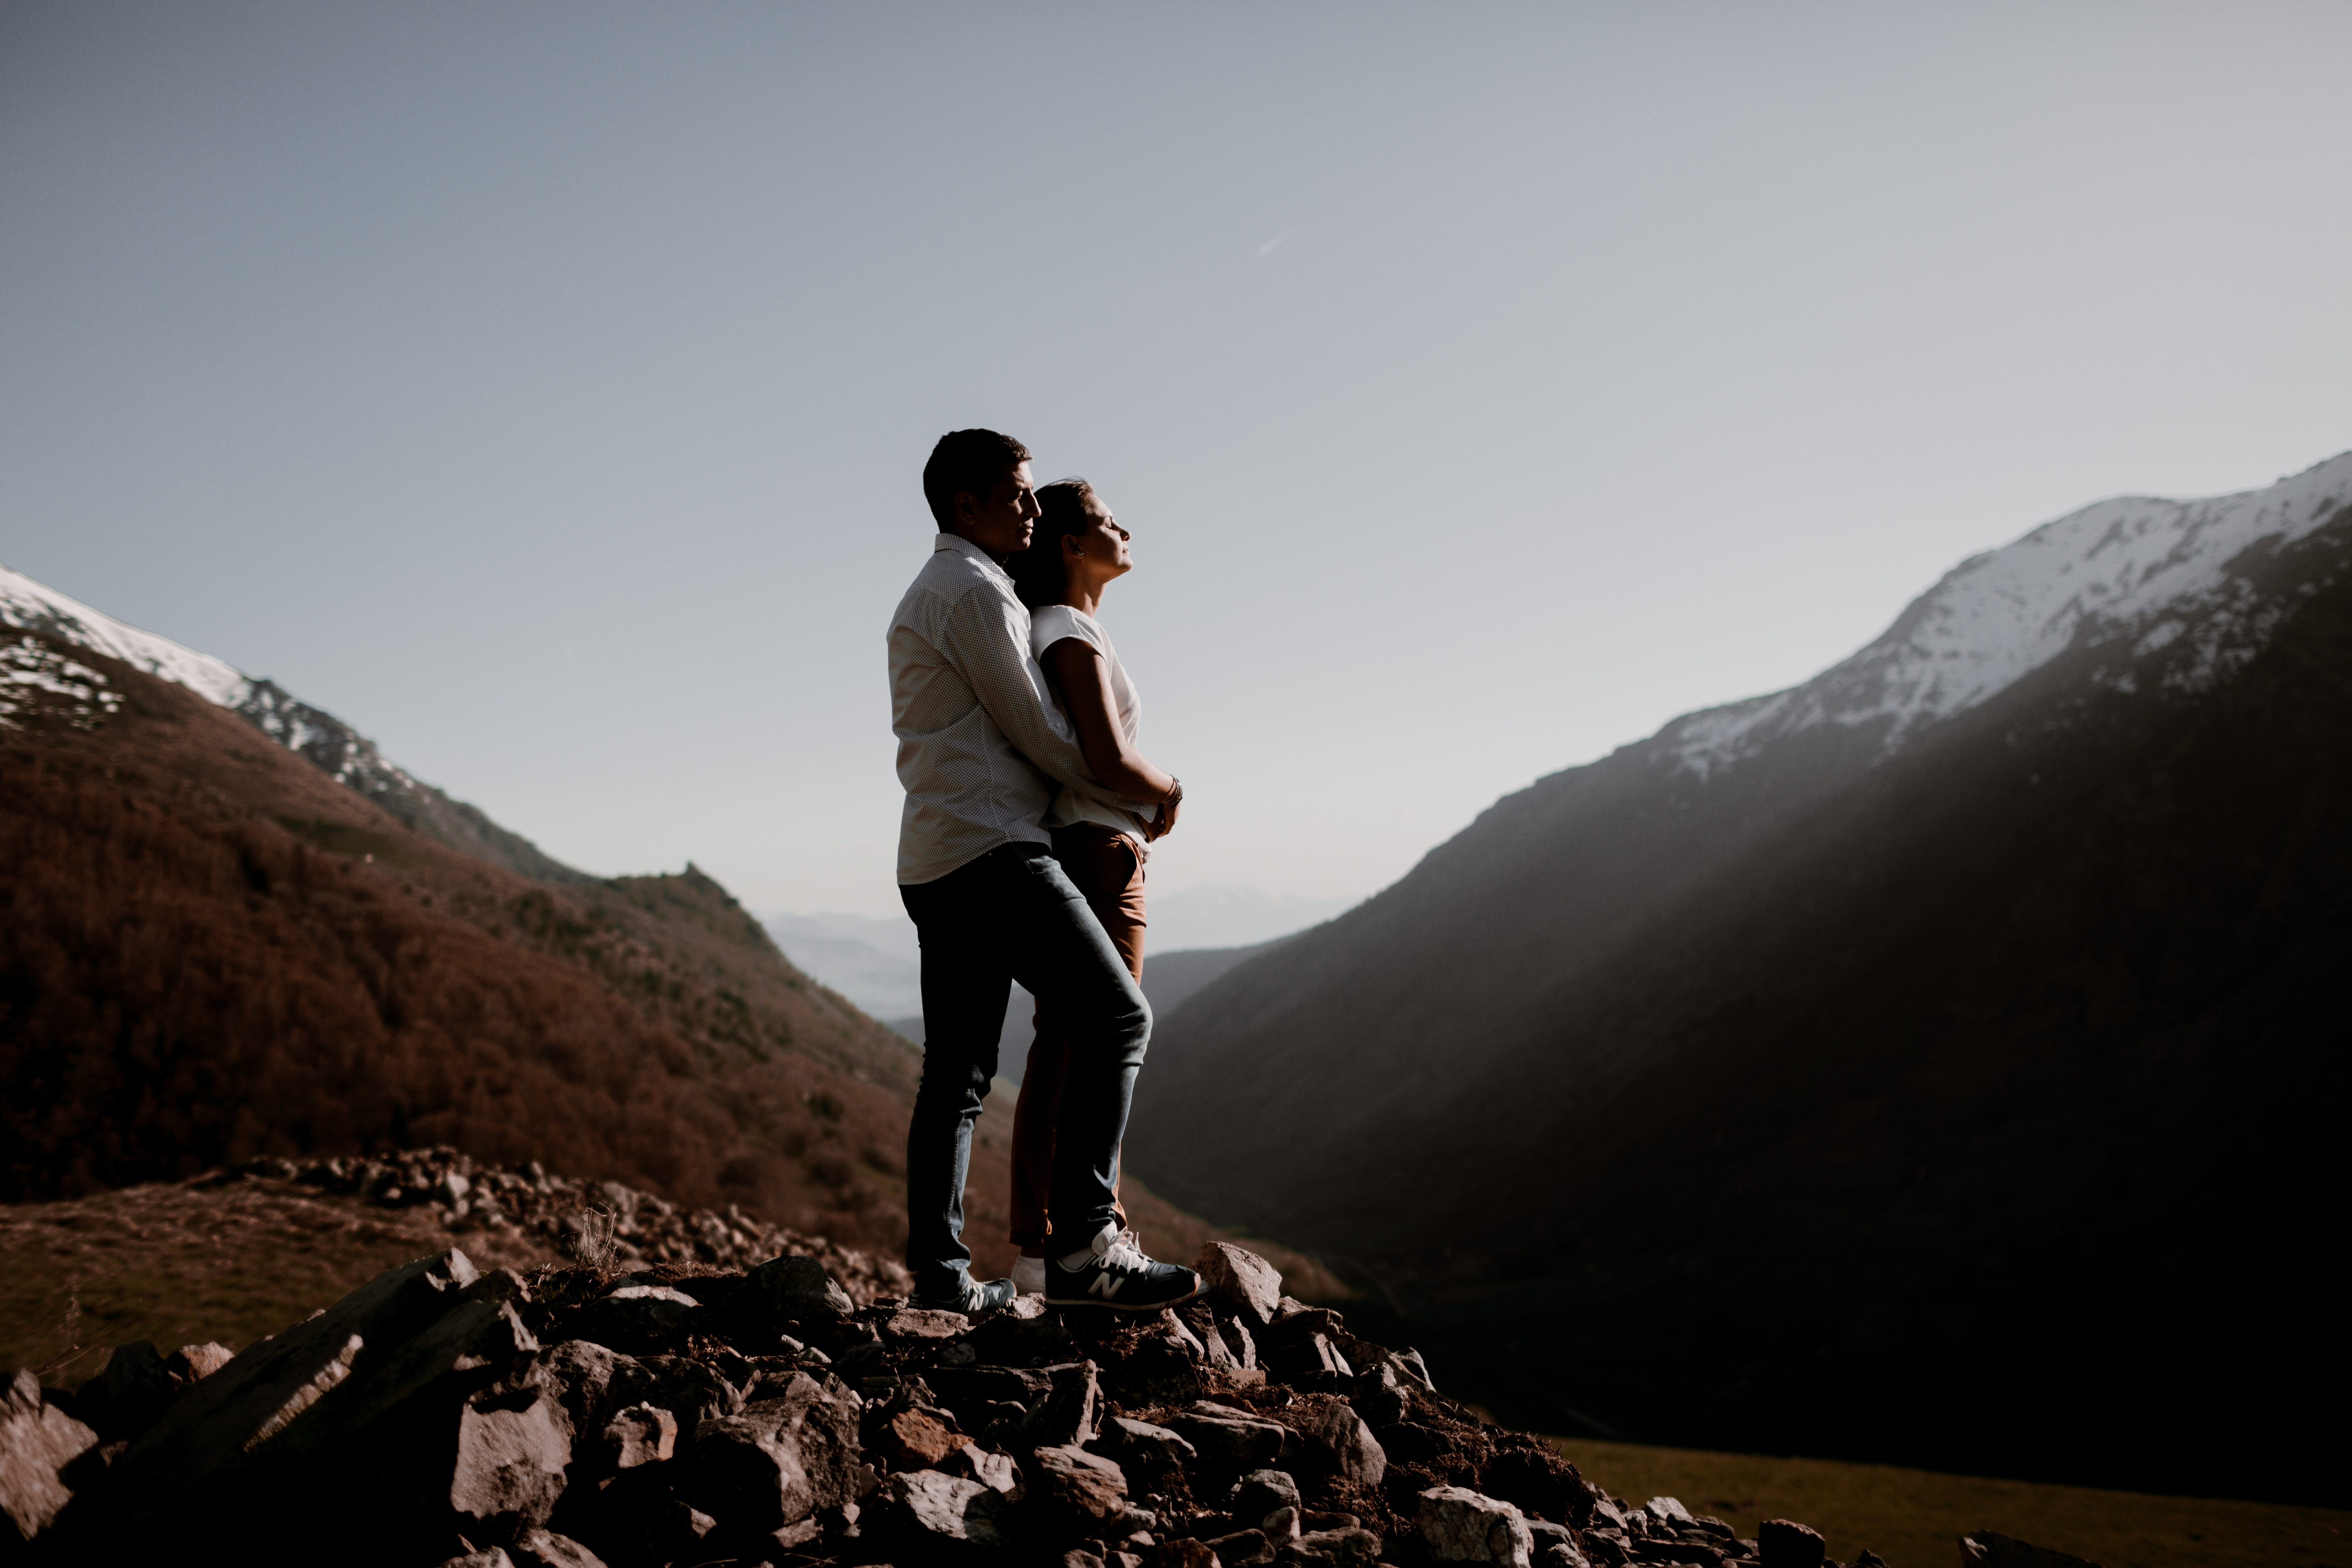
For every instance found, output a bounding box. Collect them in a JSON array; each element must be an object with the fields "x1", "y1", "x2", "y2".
[{"x1": 888, "y1": 428, "x2": 1200, "y2": 1314}]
